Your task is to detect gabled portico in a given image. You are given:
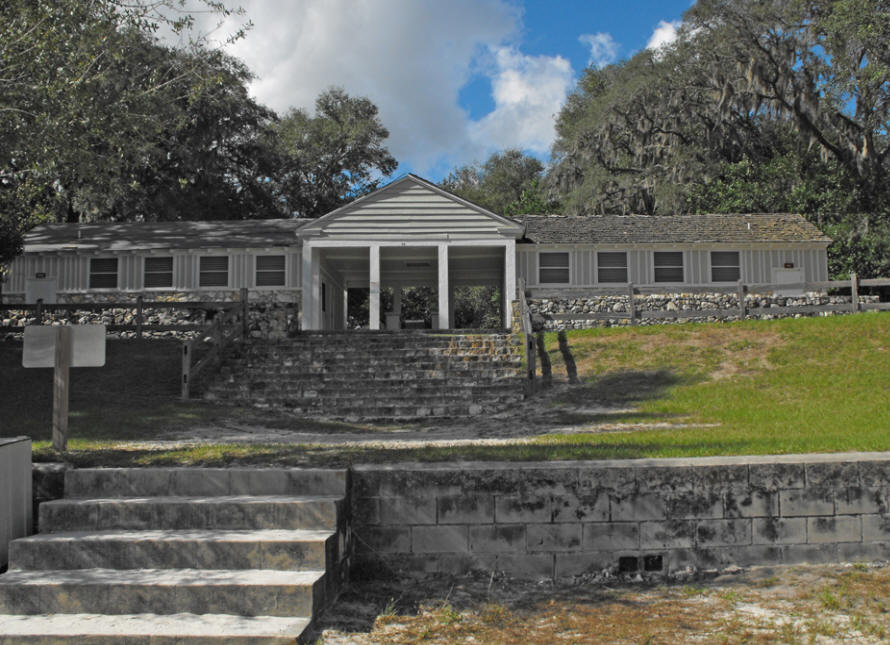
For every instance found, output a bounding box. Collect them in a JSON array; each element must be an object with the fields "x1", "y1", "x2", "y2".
[{"x1": 298, "y1": 174, "x2": 523, "y2": 331}]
